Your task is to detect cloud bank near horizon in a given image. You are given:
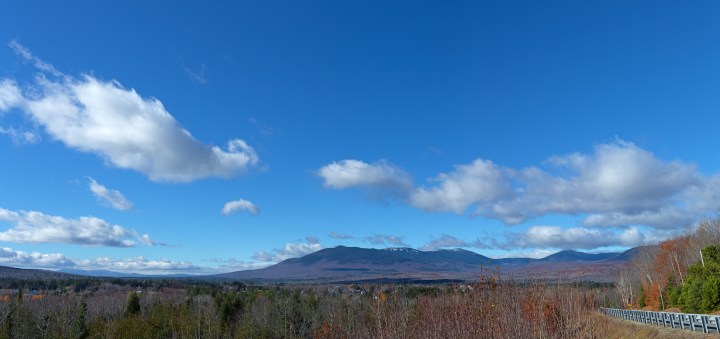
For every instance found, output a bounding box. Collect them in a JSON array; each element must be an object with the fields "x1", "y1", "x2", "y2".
[{"x1": 0, "y1": 207, "x2": 156, "y2": 247}]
